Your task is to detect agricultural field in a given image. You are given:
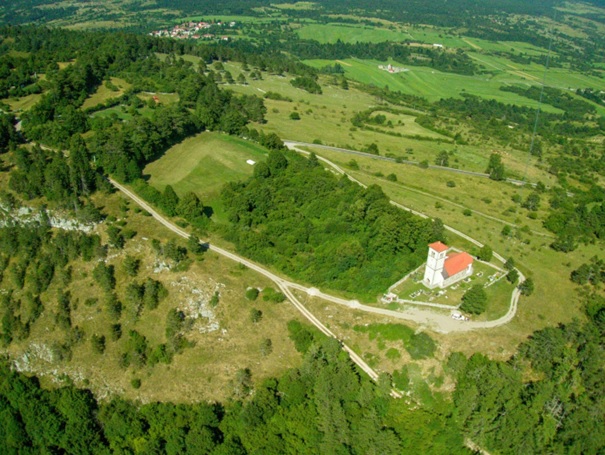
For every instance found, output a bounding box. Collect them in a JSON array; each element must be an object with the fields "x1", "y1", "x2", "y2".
[{"x1": 303, "y1": 57, "x2": 600, "y2": 114}]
